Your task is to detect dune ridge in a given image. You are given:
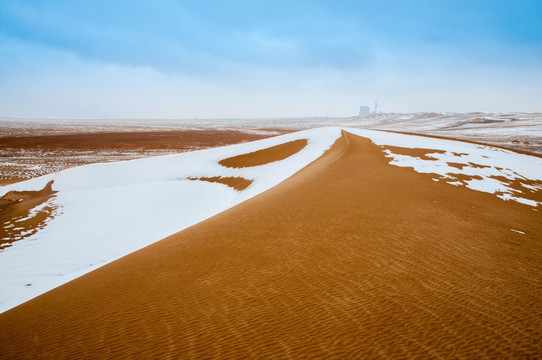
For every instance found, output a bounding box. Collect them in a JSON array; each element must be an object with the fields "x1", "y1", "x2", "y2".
[{"x1": 0, "y1": 131, "x2": 540, "y2": 359}]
